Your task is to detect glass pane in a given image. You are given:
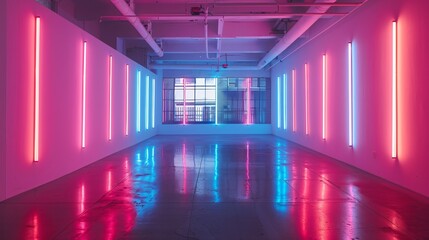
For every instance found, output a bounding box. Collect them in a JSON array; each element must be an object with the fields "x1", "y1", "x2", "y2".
[
  {"x1": 184, "y1": 78, "x2": 195, "y2": 85},
  {"x1": 206, "y1": 89, "x2": 215, "y2": 100},
  {"x1": 163, "y1": 78, "x2": 174, "y2": 88},
  {"x1": 195, "y1": 89, "x2": 205, "y2": 101},
  {"x1": 175, "y1": 78, "x2": 183, "y2": 85},
  {"x1": 206, "y1": 78, "x2": 215, "y2": 86},
  {"x1": 196, "y1": 78, "x2": 205, "y2": 85},
  {"x1": 228, "y1": 78, "x2": 237, "y2": 88},
  {"x1": 186, "y1": 89, "x2": 194, "y2": 101},
  {"x1": 238, "y1": 78, "x2": 248, "y2": 89},
  {"x1": 175, "y1": 89, "x2": 183, "y2": 101},
  {"x1": 252, "y1": 78, "x2": 258, "y2": 88}
]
